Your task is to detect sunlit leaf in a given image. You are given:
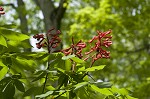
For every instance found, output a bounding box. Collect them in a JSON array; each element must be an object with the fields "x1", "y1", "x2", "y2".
[
  {"x1": 0, "y1": 27, "x2": 29, "y2": 41},
  {"x1": 0, "y1": 24, "x2": 17, "y2": 29},
  {"x1": 62, "y1": 54, "x2": 75, "y2": 60},
  {"x1": 0, "y1": 66, "x2": 8, "y2": 80},
  {"x1": 65, "y1": 59, "x2": 72, "y2": 71},
  {"x1": 35, "y1": 91, "x2": 53, "y2": 98},
  {"x1": 74, "y1": 82, "x2": 89, "y2": 91},
  {"x1": 71, "y1": 57, "x2": 85, "y2": 63},
  {"x1": 0, "y1": 35, "x2": 7, "y2": 47},
  {"x1": 119, "y1": 88, "x2": 129, "y2": 95},
  {"x1": 126, "y1": 95, "x2": 138, "y2": 99},
  {"x1": 78, "y1": 65, "x2": 106, "y2": 72},
  {"x1": 0, "y1": 59, "x2": 6, "y2": 67},
  {"x1": 91, "y1": 82, "x2": 112, "y2": 88},
  {"x1": 91, "y1": 85, "x2": 113, "y2": 95},
  {"x1": 85, "y1": 65, "x2": 105, "y2": 72}
]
